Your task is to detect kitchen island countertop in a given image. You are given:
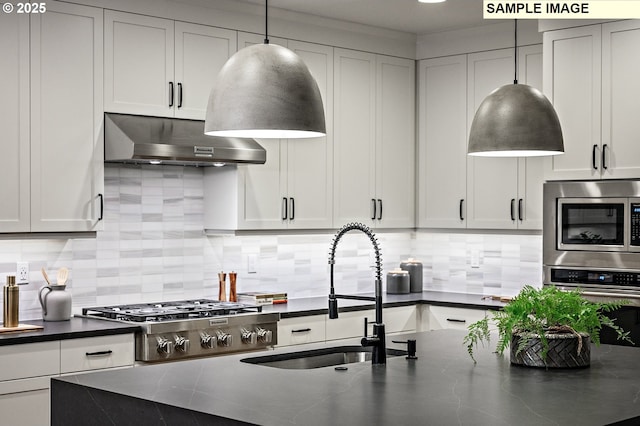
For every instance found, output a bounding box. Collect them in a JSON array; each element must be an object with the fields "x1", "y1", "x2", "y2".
[{"x1": 52, "y1": 329, "x2": 640, "y2": 425}]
